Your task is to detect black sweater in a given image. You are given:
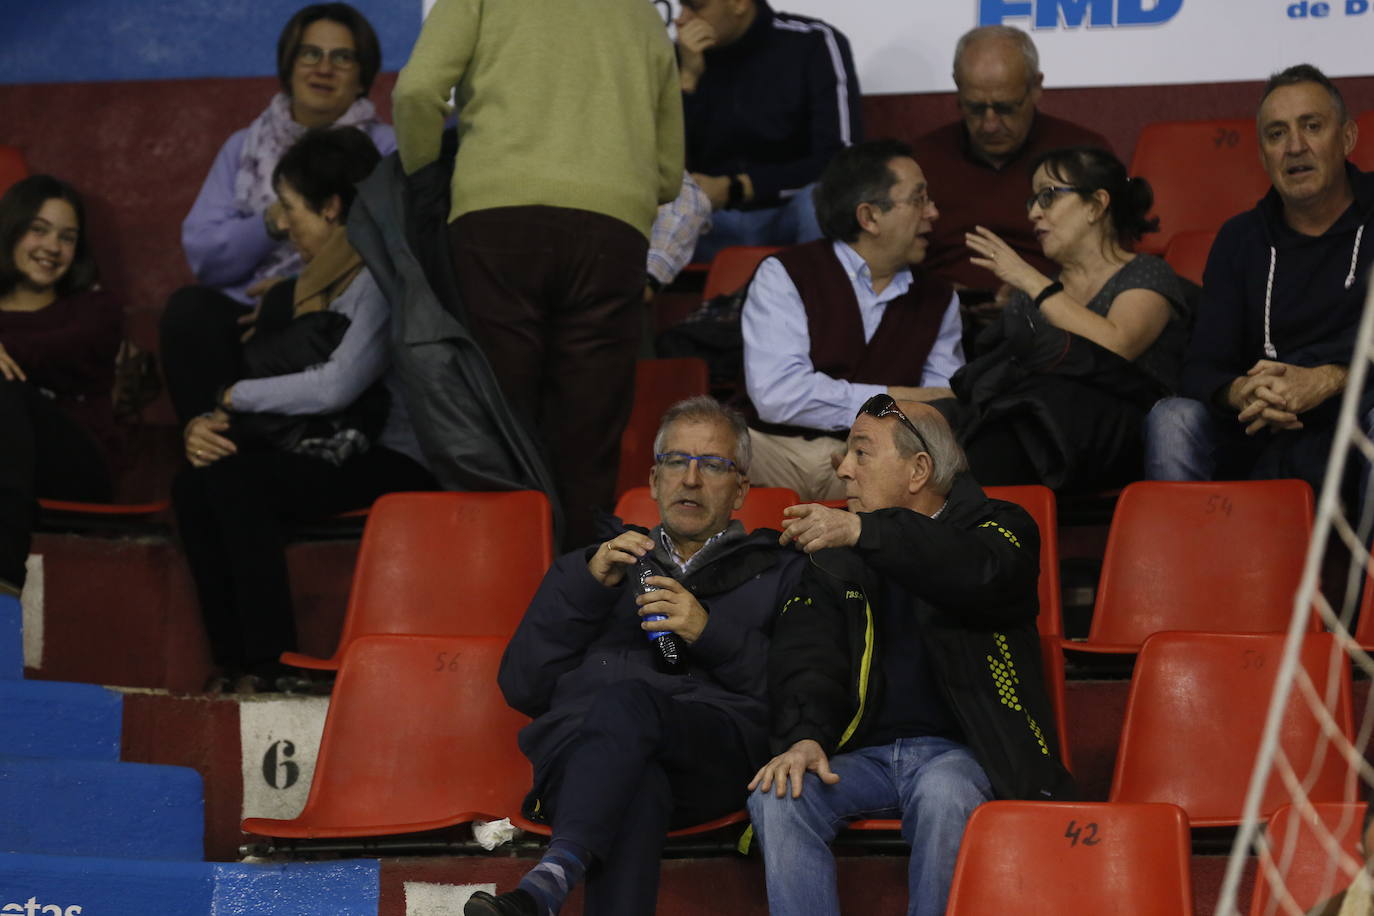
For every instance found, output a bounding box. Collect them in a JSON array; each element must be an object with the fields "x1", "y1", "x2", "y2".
[{"x1": 682, "y1": 0, "x2": 861, "y2": 206}]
